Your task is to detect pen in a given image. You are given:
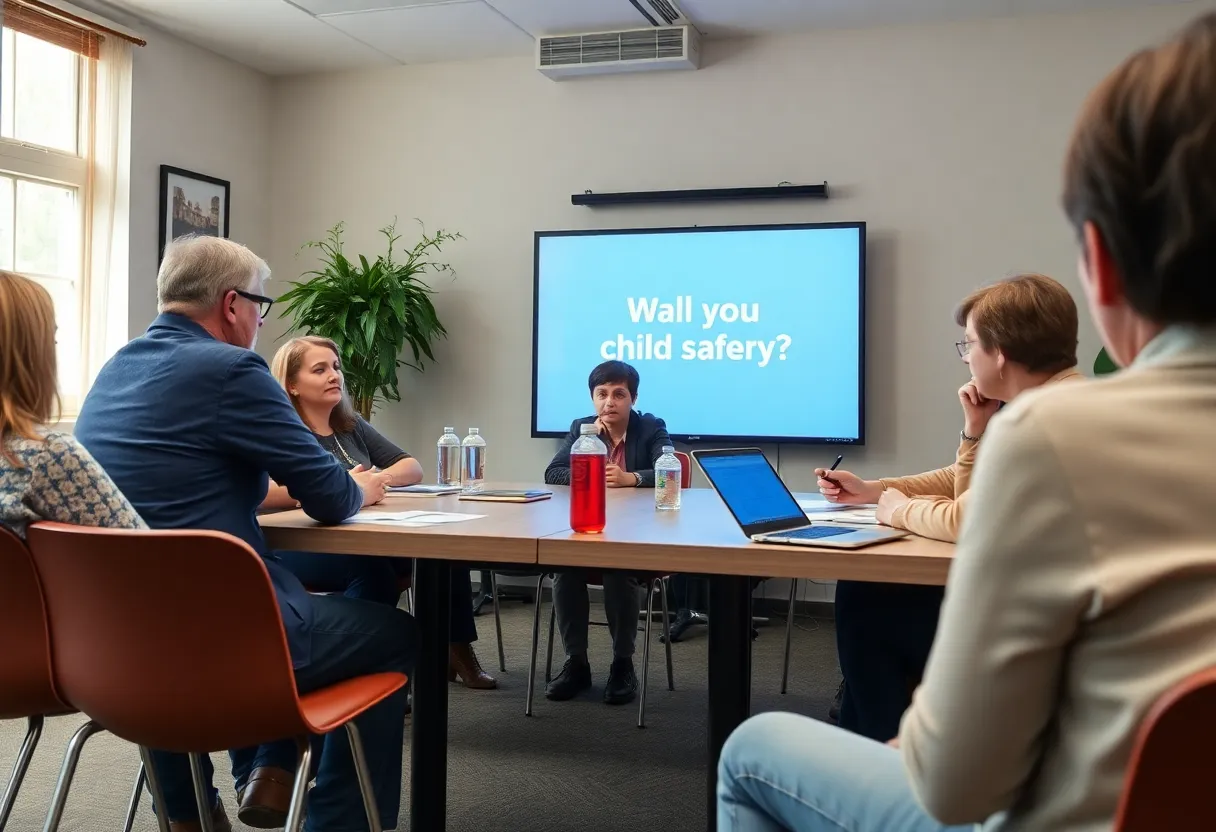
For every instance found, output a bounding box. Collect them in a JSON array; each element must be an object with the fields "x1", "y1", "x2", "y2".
[{"x1": 821, "y1": 454, "x2": 844, "y2": 486}]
